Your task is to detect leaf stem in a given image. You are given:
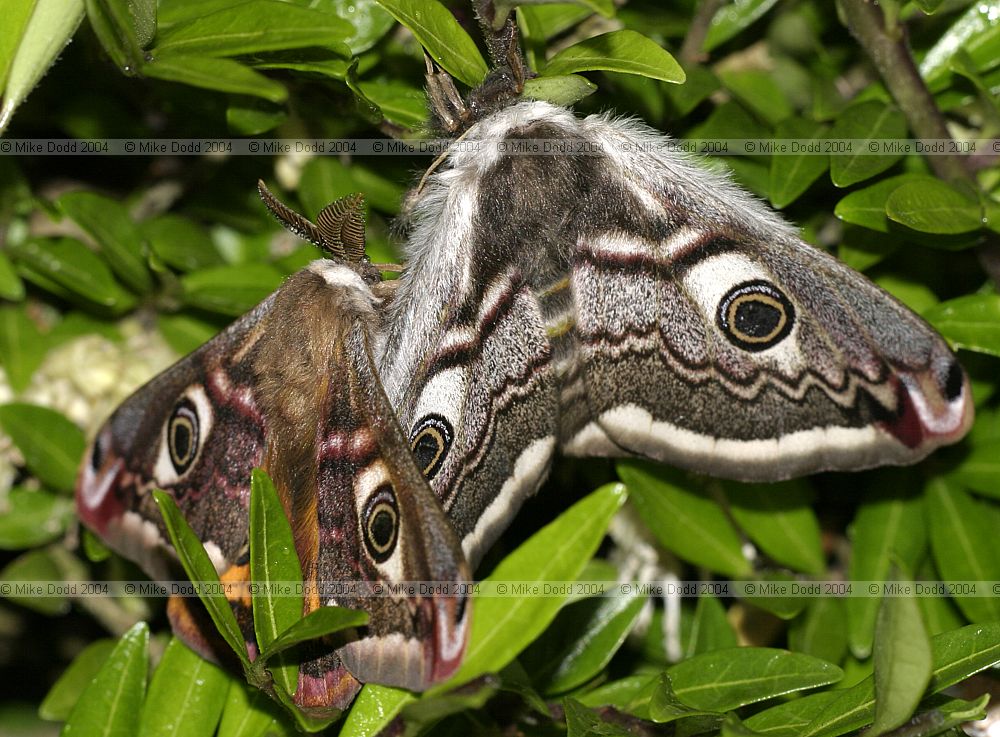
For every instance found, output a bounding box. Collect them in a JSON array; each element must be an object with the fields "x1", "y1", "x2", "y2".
[{"x1": 680, "y1": 0, "x2": 724, "y2": 64}]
